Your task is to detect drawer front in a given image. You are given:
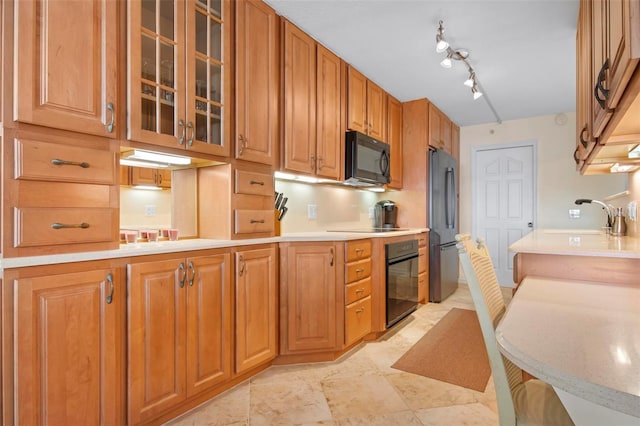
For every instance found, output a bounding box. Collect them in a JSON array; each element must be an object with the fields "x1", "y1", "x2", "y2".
[
  {"x1": 345, "y1": 277, "x2": 372, "y2": 305},
  {"x1": 418, "y1": 246, "x2": 427, "y2": 273},
  {"x1": 345, "y1": 258, "x2": 371, "y2": 283},
  {"x1": 15, "y1": 138, "x2": 116, "y2": 184},
  {"x1": 345, "y1": 240, "x2": 372, "y2": 262},
  {"x1": 418, "y1": 272, "x2": 428, "y2": 304},
  {"x1": 235, "y1": 170, "x2": 274, "y2": 196},
  {"x1": 235, "y1": 210, "x2": 275, "y2": 234},
  {"x1": 417, "y1": 233, "x2": 428, "y2": 247},
  {"x1": 14, "y1": 207, "x2": 116, "y2": 247},
  {"x1": 345, "y1": 296, "x2": 372, "y2": 345}
]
